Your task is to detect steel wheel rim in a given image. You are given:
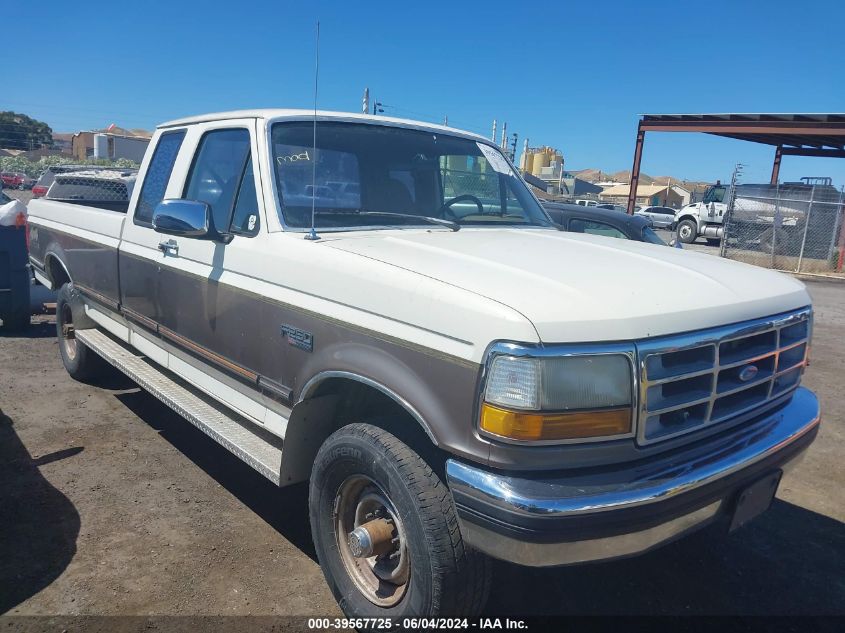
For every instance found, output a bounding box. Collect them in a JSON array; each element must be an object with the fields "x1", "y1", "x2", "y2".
[
  {"x1": 61, "y1": 303, "x2": 77, "y2": 360},
  {"x1": 334, "y1": 475, "x2": 409, "y2": 607},
  {"x1": 679, "y1": 224, "x2": 692, "y2": 240}
]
